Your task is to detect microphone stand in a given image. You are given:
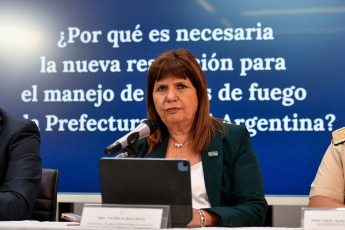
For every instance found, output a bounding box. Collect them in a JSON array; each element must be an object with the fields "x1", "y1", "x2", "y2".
[{"x1": 114, "y1": 132, "x2": 139, "y2": 158}]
